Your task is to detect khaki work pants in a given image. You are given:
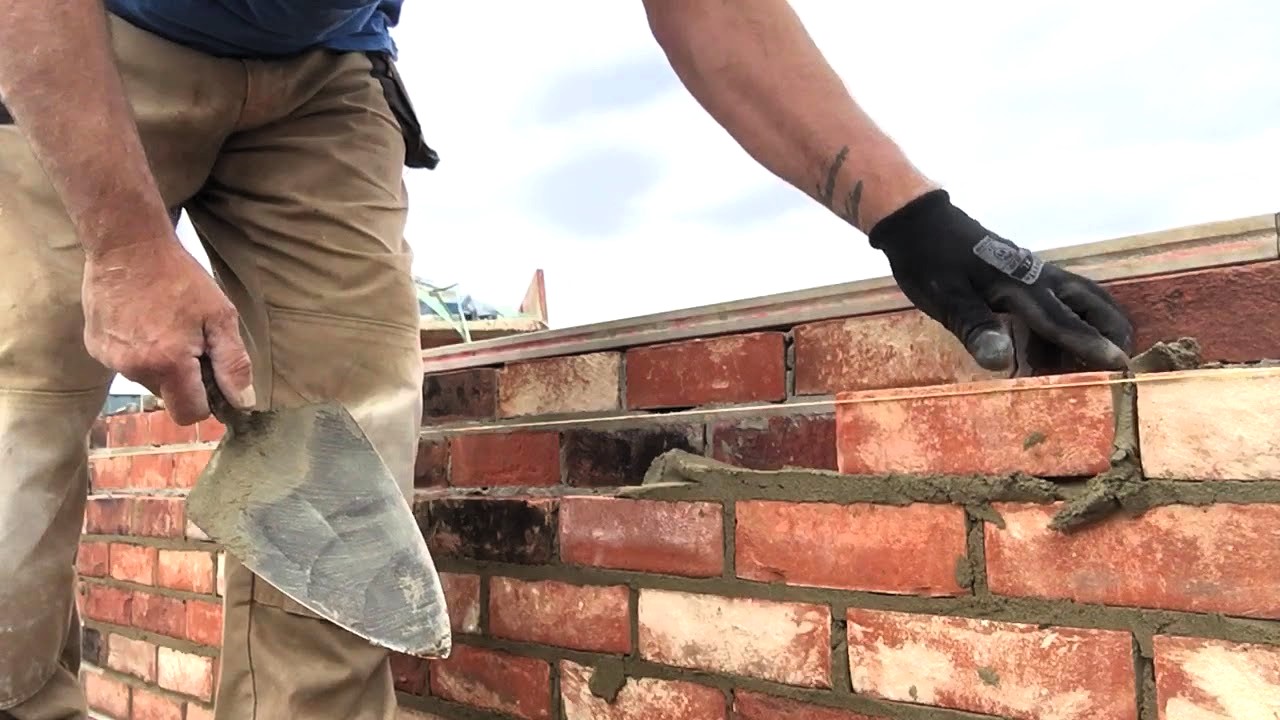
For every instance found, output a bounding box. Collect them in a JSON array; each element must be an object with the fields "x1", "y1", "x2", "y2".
[{"x1": 0, "y1": 14, "x2": 431, "y2": 720}]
